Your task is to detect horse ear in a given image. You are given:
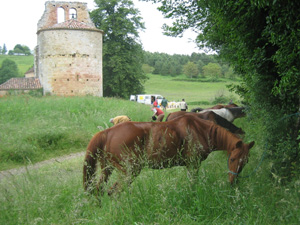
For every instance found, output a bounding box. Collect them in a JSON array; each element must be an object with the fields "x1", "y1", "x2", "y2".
[
  {"x1": 235, "y1": 140, "x2": 243, "y2": 148},
  {"x1": 248, "y1": 141, "x2": 255, "y2": 149}
]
